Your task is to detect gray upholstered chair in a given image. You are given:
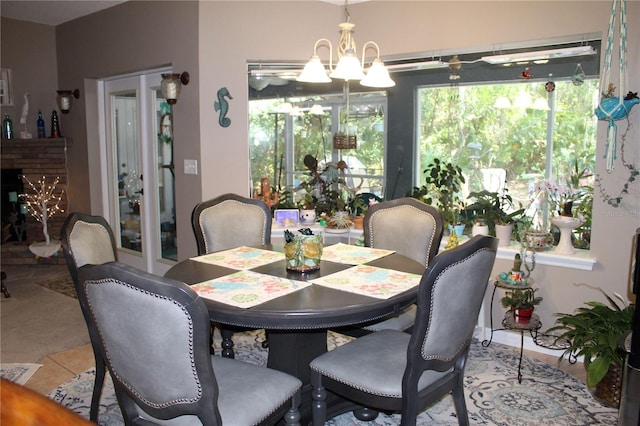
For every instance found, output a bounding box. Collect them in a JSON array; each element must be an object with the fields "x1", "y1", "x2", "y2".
[
  {"x1": 191, "y1": 193, "x2": 273, "y2": 356},
  {"x1": 192, "y1": 193, "x2": 272, "y2": 254},
  {"x1": 341, "y1": 197, "x2": 444, "y2": 335},
  {"x1": 77, "y1": 261, "x2": 302, "y2": 425},
  {"x1": 60, "y1": 212, "x2": 118, "y2": 423},
  {"x1": 310, "y1": 235, "x2": 497, "y2": 426}
]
